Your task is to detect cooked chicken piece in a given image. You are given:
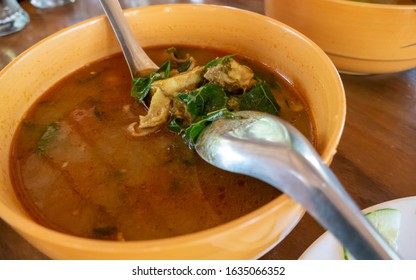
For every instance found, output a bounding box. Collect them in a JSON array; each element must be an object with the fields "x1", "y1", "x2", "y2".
[
  {"x1": 128, "y1": 66, "x2": 204, "y2": 137},
  {"x1": 204, "y1": 58, "x2": 255, "y2": 93},
  {"x1": 171, "y1": 98, "x2": 192, "y2": 125},
  {"x1": 138, "y1": 88, "x2": 171, "y2": 127},
  {"x1": 151, "y1": 66, "x2": 204, "y2": 97}
]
